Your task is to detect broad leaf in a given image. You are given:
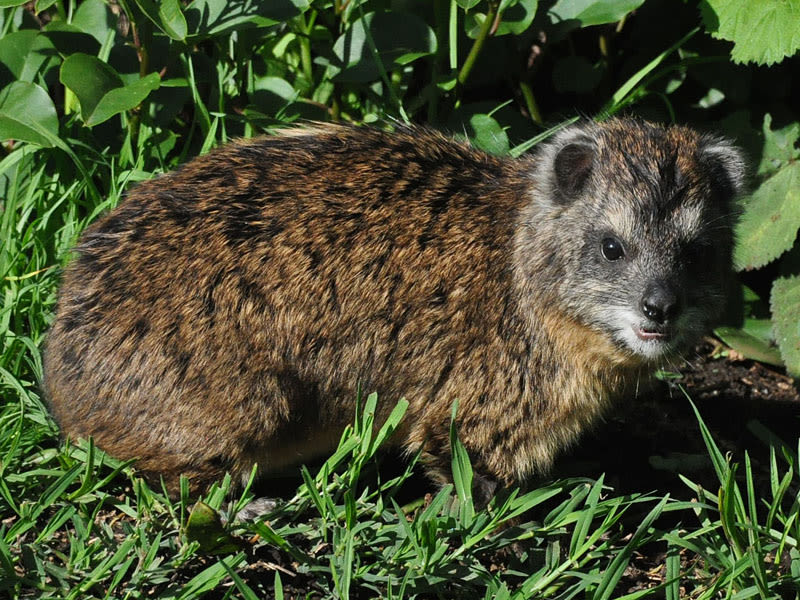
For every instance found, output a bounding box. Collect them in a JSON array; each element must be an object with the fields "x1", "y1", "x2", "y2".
[
  {"x1": 42, "y1": 22, "x2": 102, "y2": 57},
  {"x1": 60, "y1": 54, "x2": 160, "y2": 126},
  {"x1": 757, "y1": 114, "x2": 800, "y2": 176},
  {"x1": 701, "y1": 0, "x2": 800, "y2": 65},
  {"x1": 251, "y1": 76, "x2": 297, "y2": 114},
  {"x1": 0, "y1": 81, "x2": 58, "y2": 147},
  {"x1": 71, "y1": 0, "x2": 114, "y2": 44},
  {"x1": 466, "y1": 0, "x2": 538, "y2": 37},
  {"x1": 715, "y1": 323, "x2": 783, "y2": 367},
  {"x1": 135, "y1": 0, "x2": 188, "y2": 41},
  {"x1": 771, "y1": 276, "x2": 800, "y2": 376},
  {"x1": 549, "y1": 0, "x2": 644, "y2": 26},
  {"x1": 185, "y1": 0, "x2": 303, "y2": 36},
  {"x1": 734, "y1": 115, "x2": 800, "y2": 271},
  {"x1": 331, "y1": 12, "x2": 436, "y2": 82},
  {"x1": 497, "y1": 0, "x2": 538, "y2": 35},
  {"x1": 35, "y1": 0, "x2": 59, "y2": 10},
  {"x1": 87, "y1": 73, "x2": 160, "y2": 127},
  {"x1": 185, "y1": 502, "x2": 242, "y2": 554},
  {"x1": 734, "y1": 165, "x2": 800, "y2": 271},
  {"x1": 0, "y1": 30, "x2": 56, "y2": 83},
  {"x1": 468, "y1": 114, "x2": 510, "y2": 155},
  {"x1": 60, "y1": 53, "x2": 122, "y2": 121}
]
